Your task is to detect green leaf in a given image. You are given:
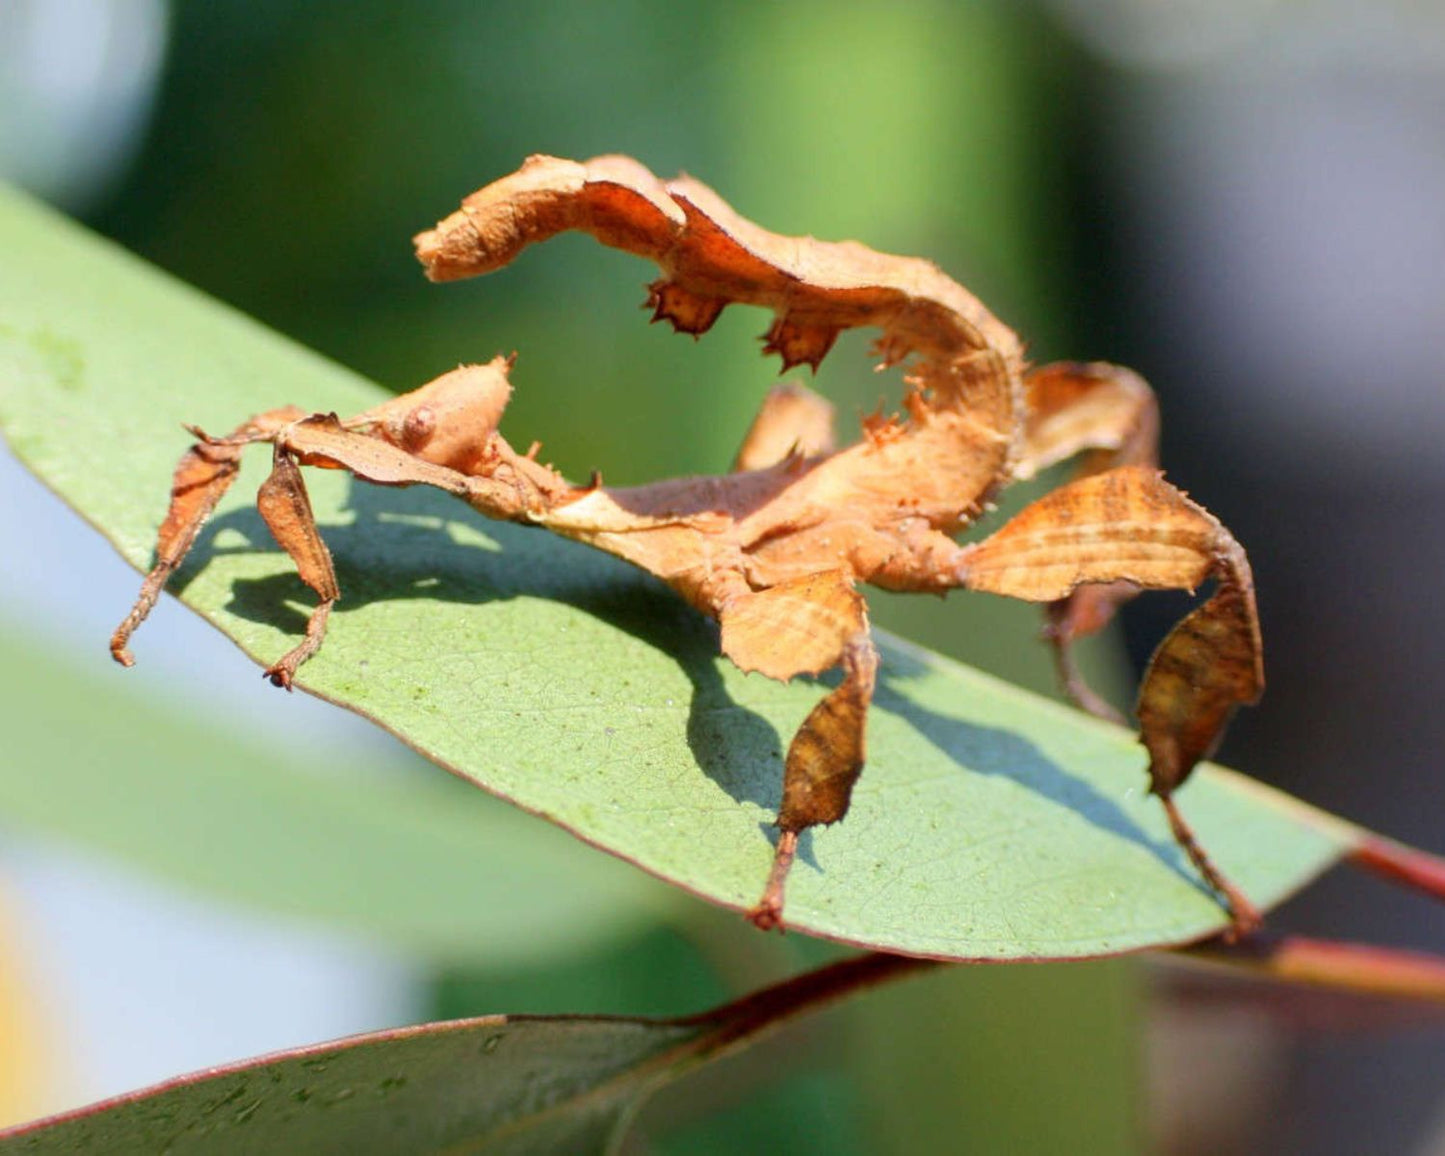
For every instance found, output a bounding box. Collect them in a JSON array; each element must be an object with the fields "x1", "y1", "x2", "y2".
[
  {"x1": 0, "y1": 952, "x2": 930, "y2": 1155},
  {"x1": 0, "y1": 183, "x2": 1361, "y2": 960},
  {"x1": 0, "y1": 1014, "x2": 695, "y2": 1154}
]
